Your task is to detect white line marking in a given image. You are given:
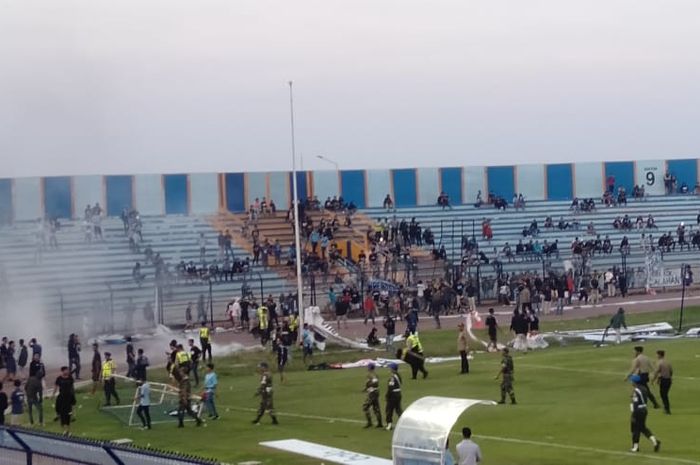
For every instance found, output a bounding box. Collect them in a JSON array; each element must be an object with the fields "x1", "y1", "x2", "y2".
[
  {"x1": 224, "y1": 406, "x2": 700, "y2": 465},
  {"x1": 518, "y1": 363, "x2": 697, "y2": 381}
]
